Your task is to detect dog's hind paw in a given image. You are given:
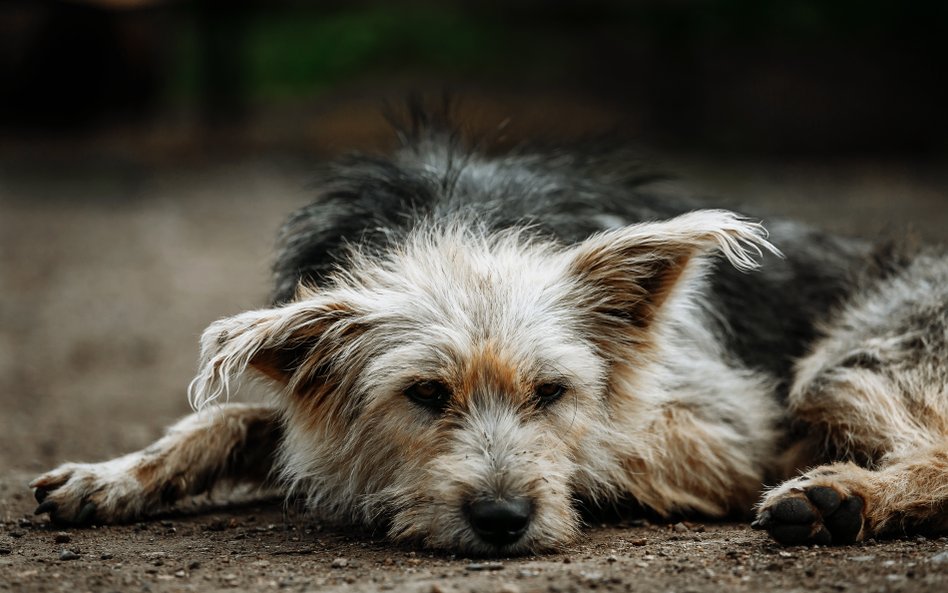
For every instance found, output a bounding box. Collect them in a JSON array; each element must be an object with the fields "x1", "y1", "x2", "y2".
[
  {"x1": 30, "y1": 456, "x2": 146, "y2": 526},
  {"x1": 753, "y1": 467, "x2": 868, "y2": 546}
]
